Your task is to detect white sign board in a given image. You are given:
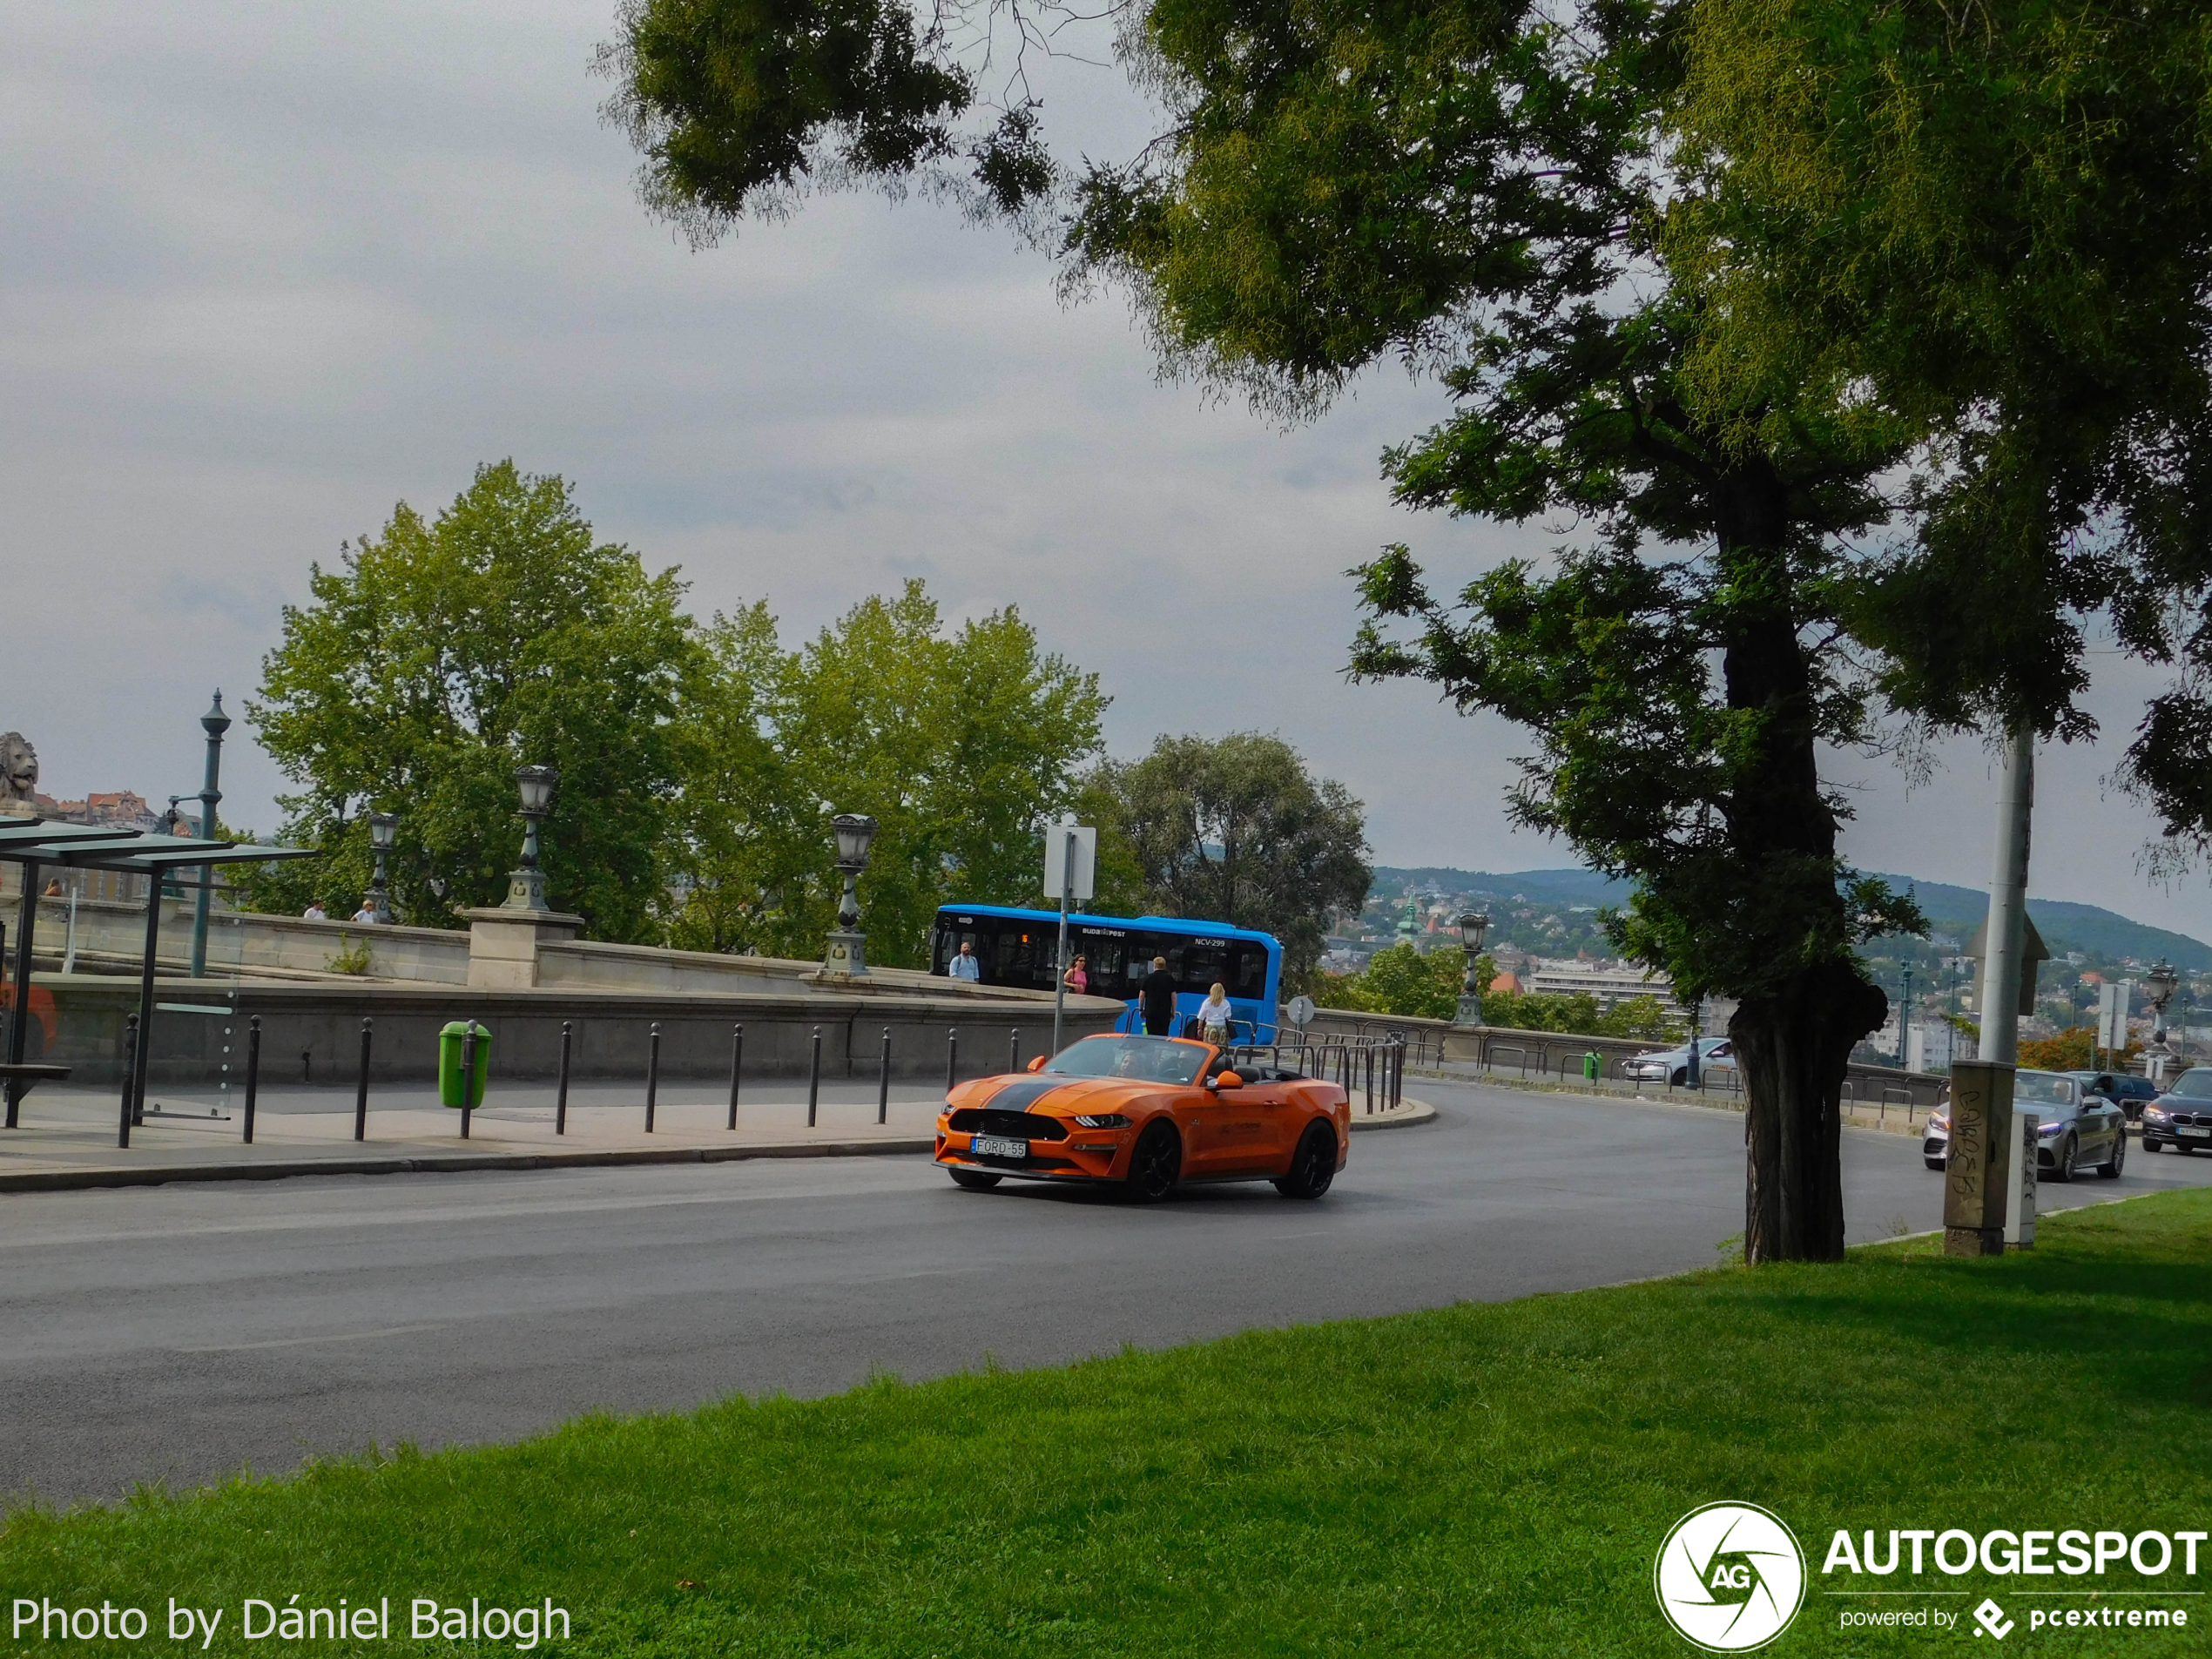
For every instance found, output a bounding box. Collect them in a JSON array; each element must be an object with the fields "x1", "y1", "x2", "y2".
[
  {"x1": 1042, "y1": 822, "x2": 1096, "y2": 905},
  {"x1": 2098, "y1": 980, "x2": 2132, "y2": 1053}
]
